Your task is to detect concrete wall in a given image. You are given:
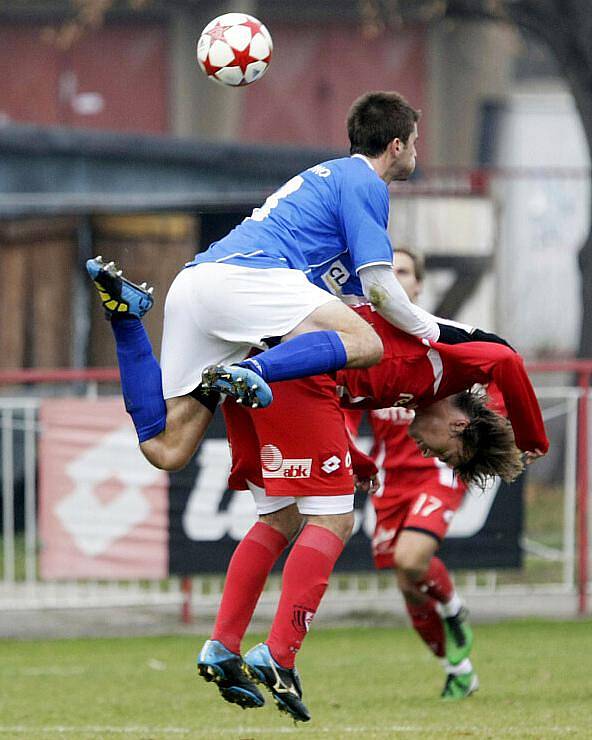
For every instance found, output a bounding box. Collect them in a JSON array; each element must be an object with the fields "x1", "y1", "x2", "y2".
[
  {"x1": 170, "y1": 0, "x2": 258, "y2": 141},
  {"x1": 426, "y1": 20, "x2": 516, "y2": 167},
  {"x1": 173, "y1": 13, "x2": 520, "y2": 166}
]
